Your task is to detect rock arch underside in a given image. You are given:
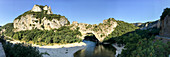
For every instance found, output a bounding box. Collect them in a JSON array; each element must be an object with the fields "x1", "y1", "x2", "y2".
[
  {"x1": 71, "y1": 18, "x2": 118, "y2": 42},
  {"x1": 83, "y1": 33, "x2": 99, "y2": 42}
]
